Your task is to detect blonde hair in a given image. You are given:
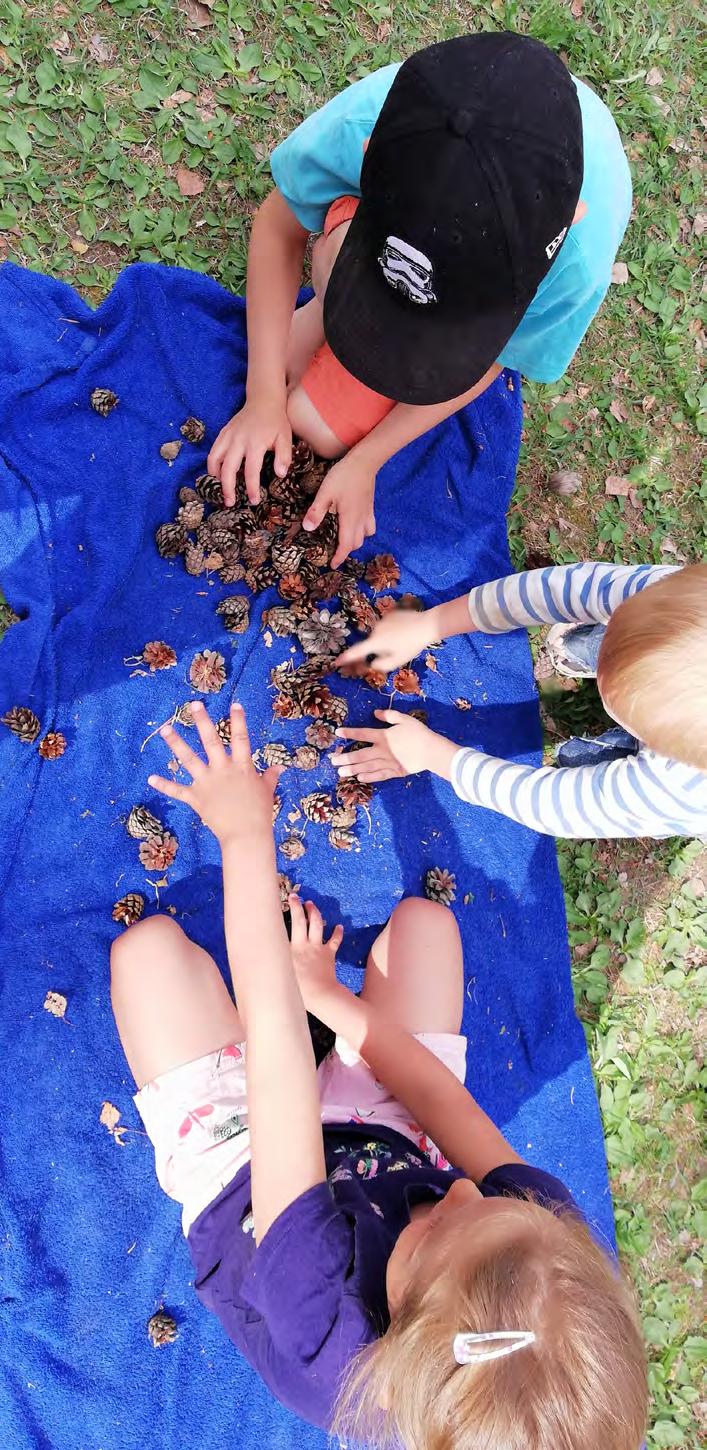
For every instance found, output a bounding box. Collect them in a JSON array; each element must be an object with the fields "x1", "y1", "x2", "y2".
[
  {"x1": 597, "y1": 563, "x2": 707, "y2": 770},
  {"x1": 332, "y1": 1201, "x2": 647, "y2": 1450}
]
